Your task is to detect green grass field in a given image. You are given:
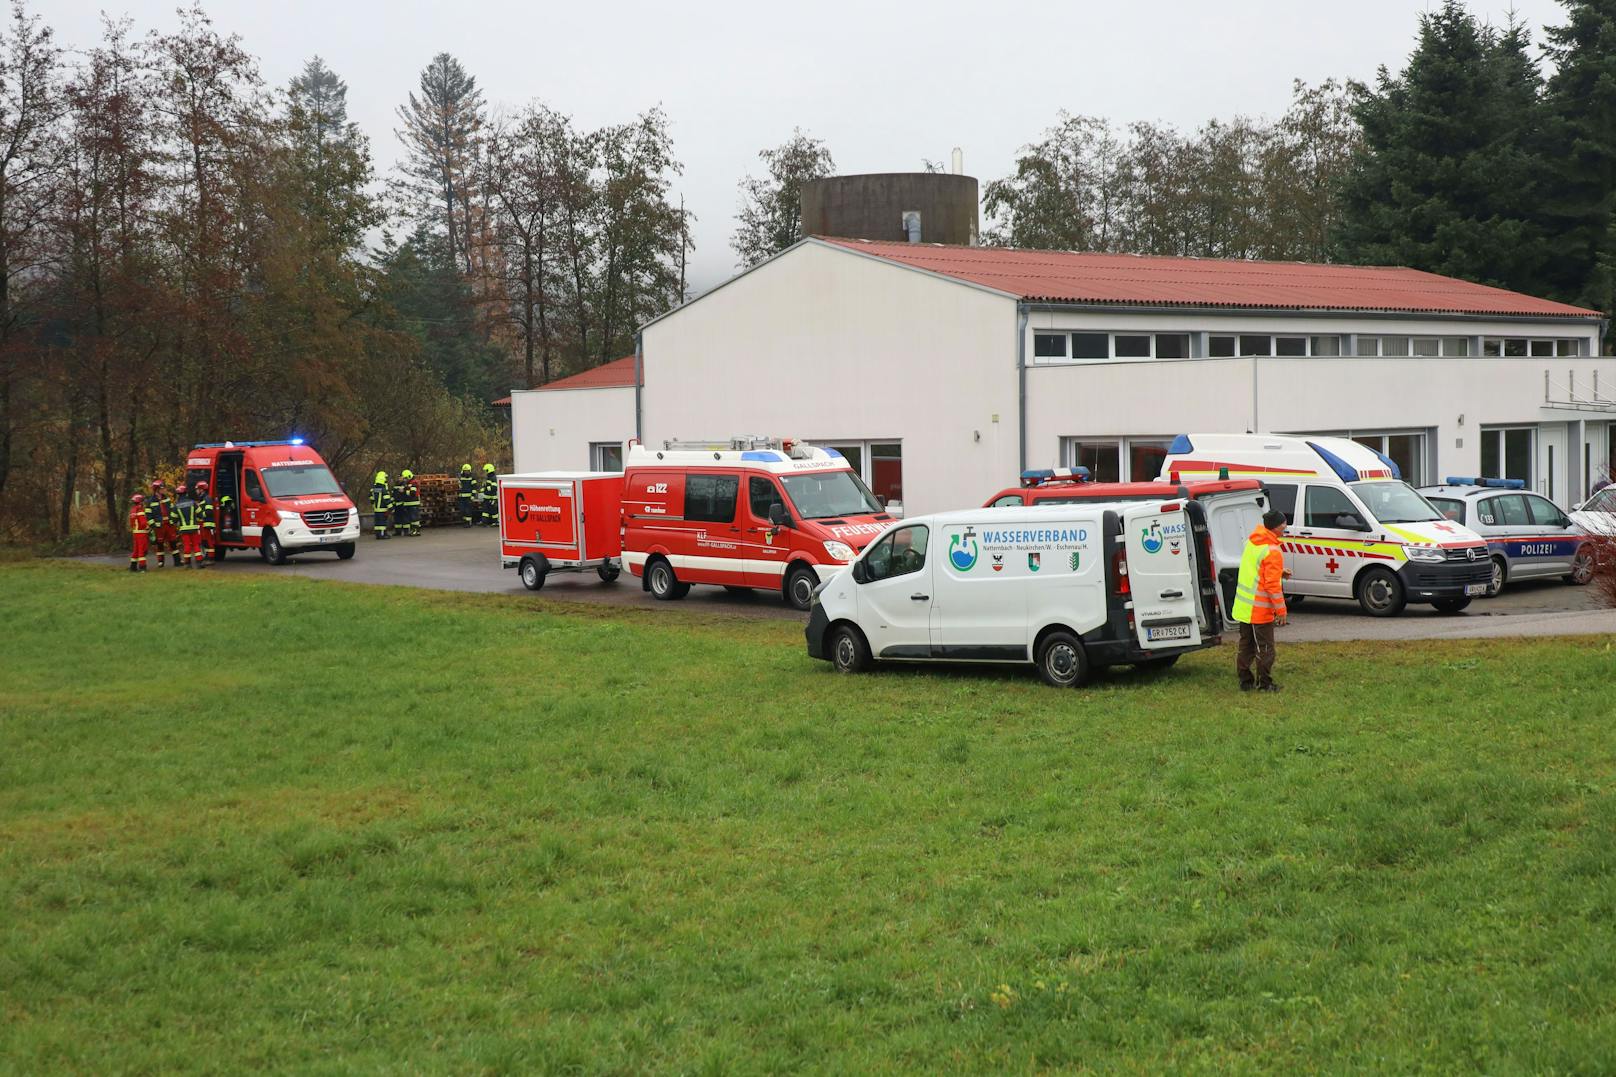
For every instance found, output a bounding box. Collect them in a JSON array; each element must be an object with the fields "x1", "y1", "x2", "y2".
[{"x1": 3, "y1": 562, "x2": 1614, "y2": 1072}]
